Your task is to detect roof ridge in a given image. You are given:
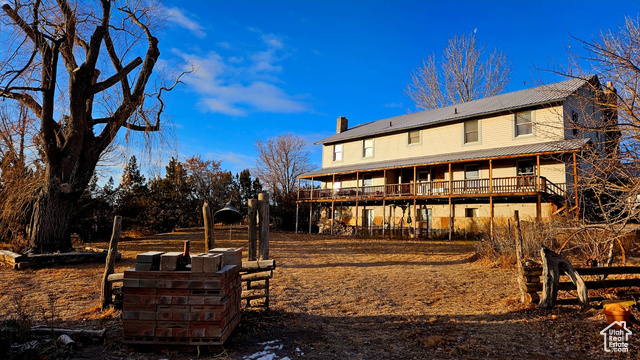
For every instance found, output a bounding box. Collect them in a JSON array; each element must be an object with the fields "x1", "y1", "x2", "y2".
[{"x1": 316, "y1": 76, "x2": 594, "y2": 145}]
